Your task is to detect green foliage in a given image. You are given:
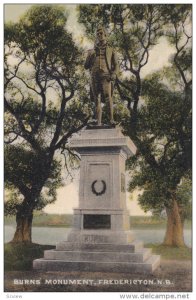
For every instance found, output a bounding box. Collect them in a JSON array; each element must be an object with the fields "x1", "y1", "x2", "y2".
[
  {"x1": 127, "y1": 69, "x2": 191, "y2": 217},
  {"x1": 176, "y1": 177, "x2": 192, "y2": 220},
  {"x1": 141, "y1": 75, "x2": 191, "y2": 165},
  {"x1": 5, "y1": 5, "x2": 77, "y2": 67},
  {"x1": 4, "y1": 144, "x2": 63, "y2": 216}
]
